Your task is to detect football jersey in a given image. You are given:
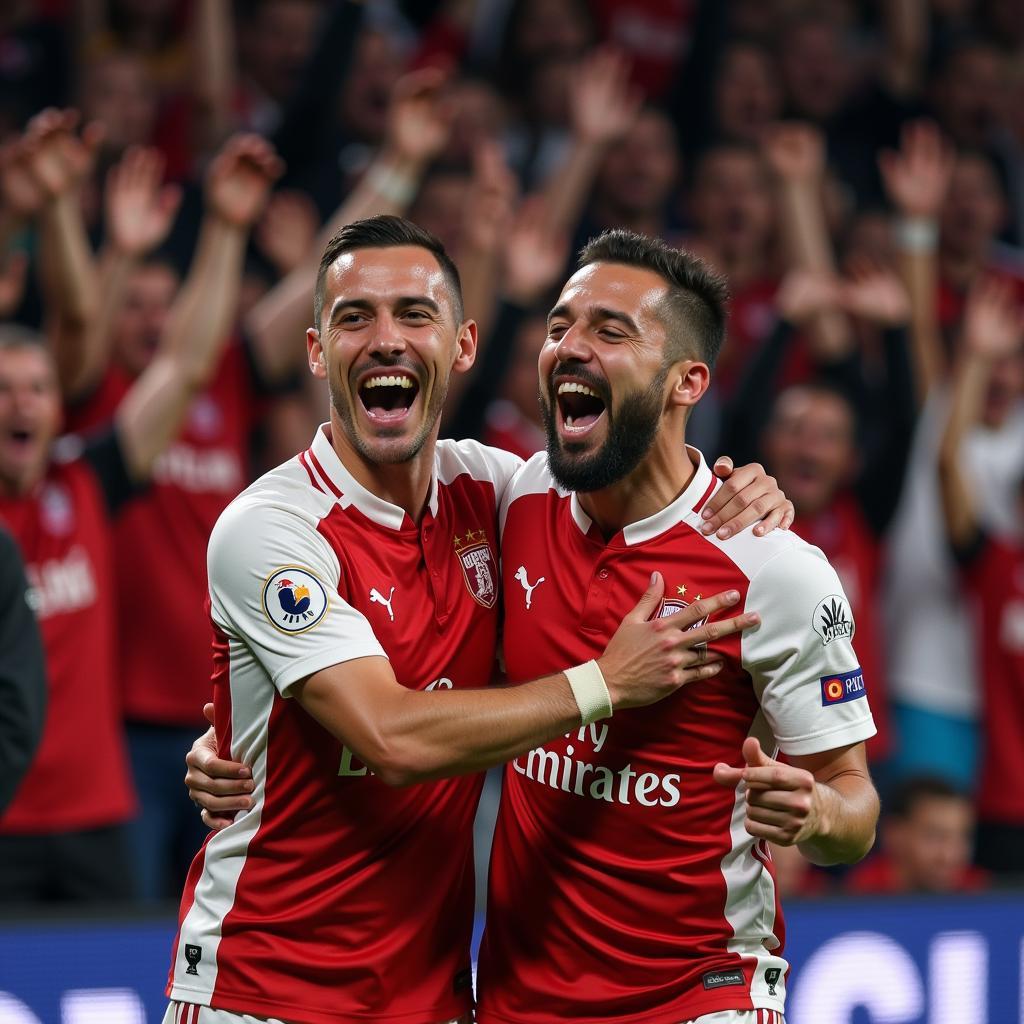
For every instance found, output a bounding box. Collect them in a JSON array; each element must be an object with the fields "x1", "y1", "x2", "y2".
[
  {"x1": 961, "y1": 535, "x2": 1024, "y2": 824},
  {"x1": 66, "y1": 345, "x2": 258, "y2": 726},
  {"x1": 477, "y1": 450, "x2": 875, "y2": 1024},
  {"x1": 167, "y1": 425, "x2": 521, "y2": 1024},
  {"x1": 0, "y1": 451, "x2": 135, "y2": 832}
]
